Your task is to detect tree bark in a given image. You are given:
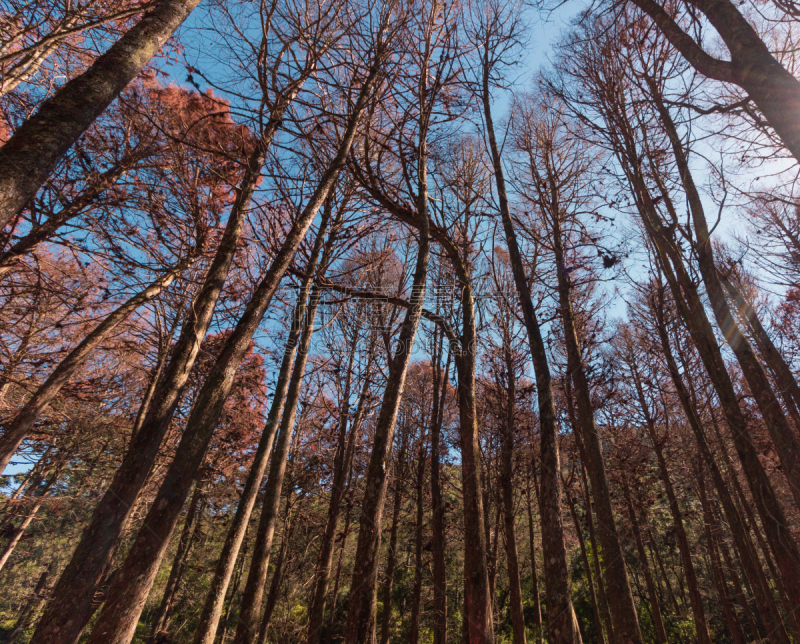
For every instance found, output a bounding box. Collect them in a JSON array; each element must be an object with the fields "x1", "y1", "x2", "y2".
[
  {"x1": 524, "y1": 479, "x2": 543, "y2": 643},
  {"x1": 409, "y1": 423, "x2": 428, "y2": 644},
  {"x1": 430, "y1": 340, "x2": 450, "y2": 644},
  {"x1": 324, "y1": 501, "x2": 353, "y2": 644},
  {"x1": 565, "y1": 394, "x2": 614, "y2": 643},
  {"x1": 451, "y1": 285, "x2": 494, "y2": 644},
  {"x1": 0, "y1": 0, "x2": 201, "y2": 229},
  {"x1": 149, "y1": 483, "x2": 204, "y2": 642}
]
